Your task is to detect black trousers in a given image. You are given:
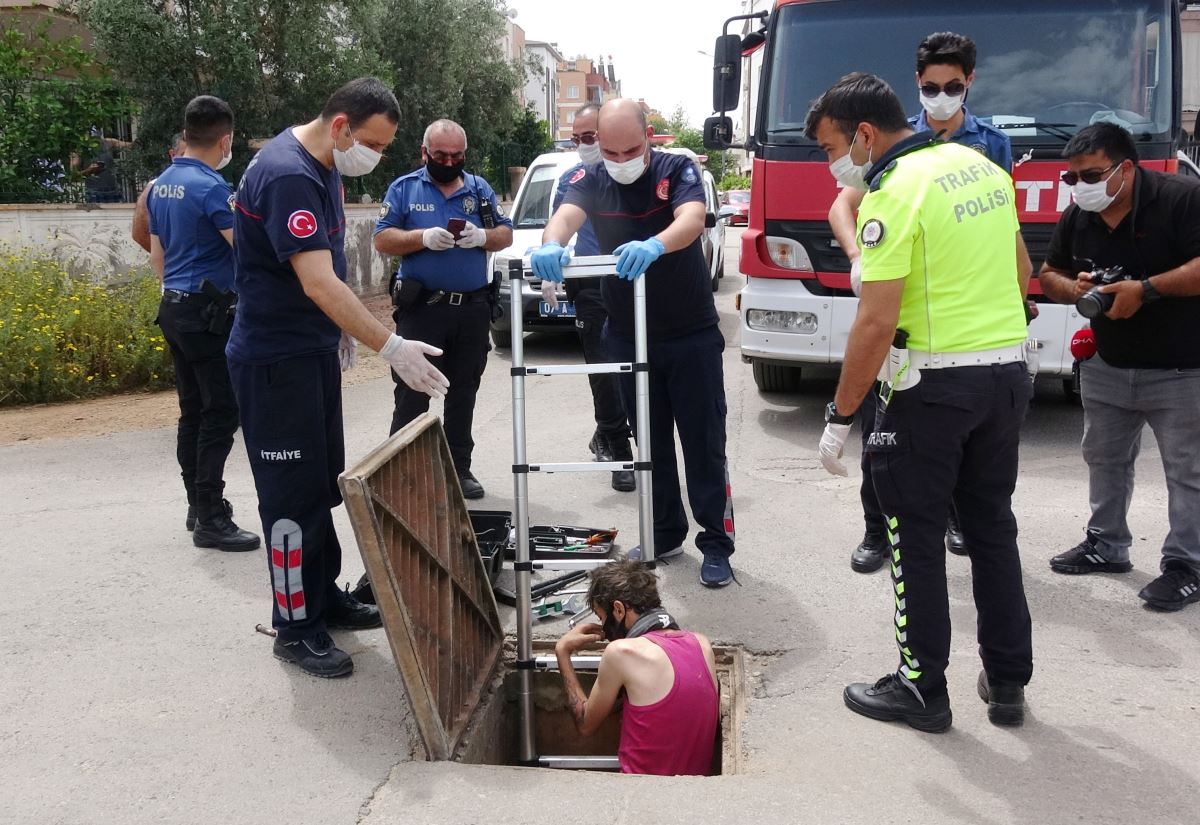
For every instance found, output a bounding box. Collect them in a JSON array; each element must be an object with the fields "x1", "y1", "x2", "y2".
[
  {"x1": 860, "y1": 389, "x2": 960, "y2": 537},
  {"x1": 390, "y1": 300, "x2": 490, "y2": 475},
  {"x1": 608, "y1": 324, "x2": 735, "y2": 558},
  {"x1": 567, "y1": 279, "x2": 630, "y2": 440},
  {"x1": 866, "y1": 363, "x2": 1034, "y2": 697},
  {"x1": 157, "y1": 298, "x2": 240, "y2": 512},
  {"x1": 229, "y1": 353, "x2": 345, "y2": 642}
]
